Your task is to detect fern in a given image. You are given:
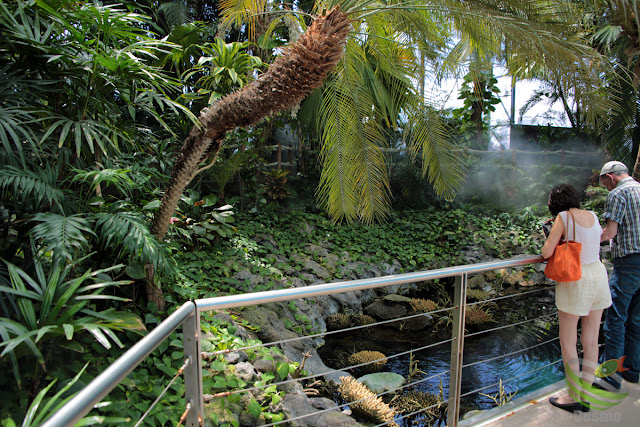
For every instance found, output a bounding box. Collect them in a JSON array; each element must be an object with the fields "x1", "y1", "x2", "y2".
[{"x1": 0, "y1": 166, "x2": 65, "y2": 212}]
